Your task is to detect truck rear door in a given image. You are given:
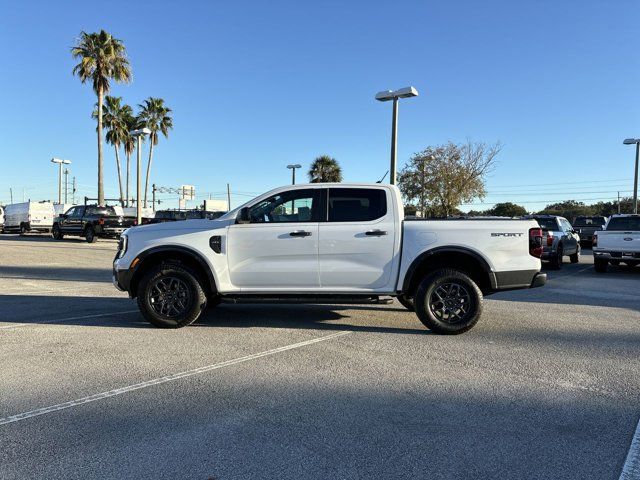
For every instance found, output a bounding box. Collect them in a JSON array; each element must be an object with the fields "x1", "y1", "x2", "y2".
[{"x1": 318, "y1": 187, "x2": 397, "y2": 290}]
